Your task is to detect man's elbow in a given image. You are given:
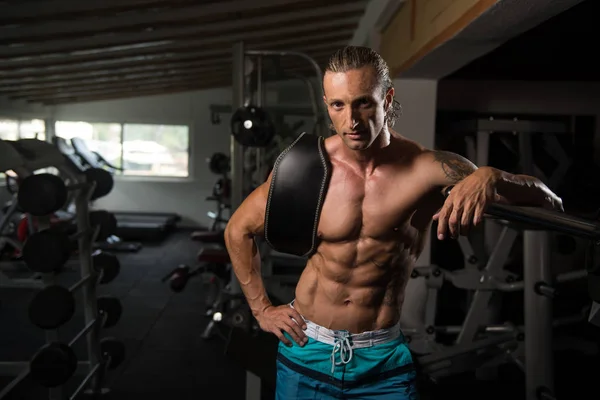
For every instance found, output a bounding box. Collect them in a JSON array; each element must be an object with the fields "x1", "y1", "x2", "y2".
[{"x1": 224, "y1": 218, "x2": 250, "y2": 249}]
